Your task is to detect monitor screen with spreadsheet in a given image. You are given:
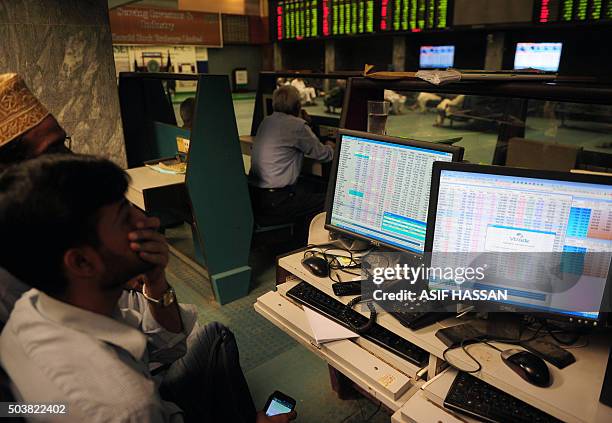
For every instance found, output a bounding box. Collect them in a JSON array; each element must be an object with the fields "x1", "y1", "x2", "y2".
[
  {"x1": 325, "y1": 130, "x2": 464, "y2": 254},
  {"x1": 425, "y1": 162, "x2": 612, "y2": 322}
]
